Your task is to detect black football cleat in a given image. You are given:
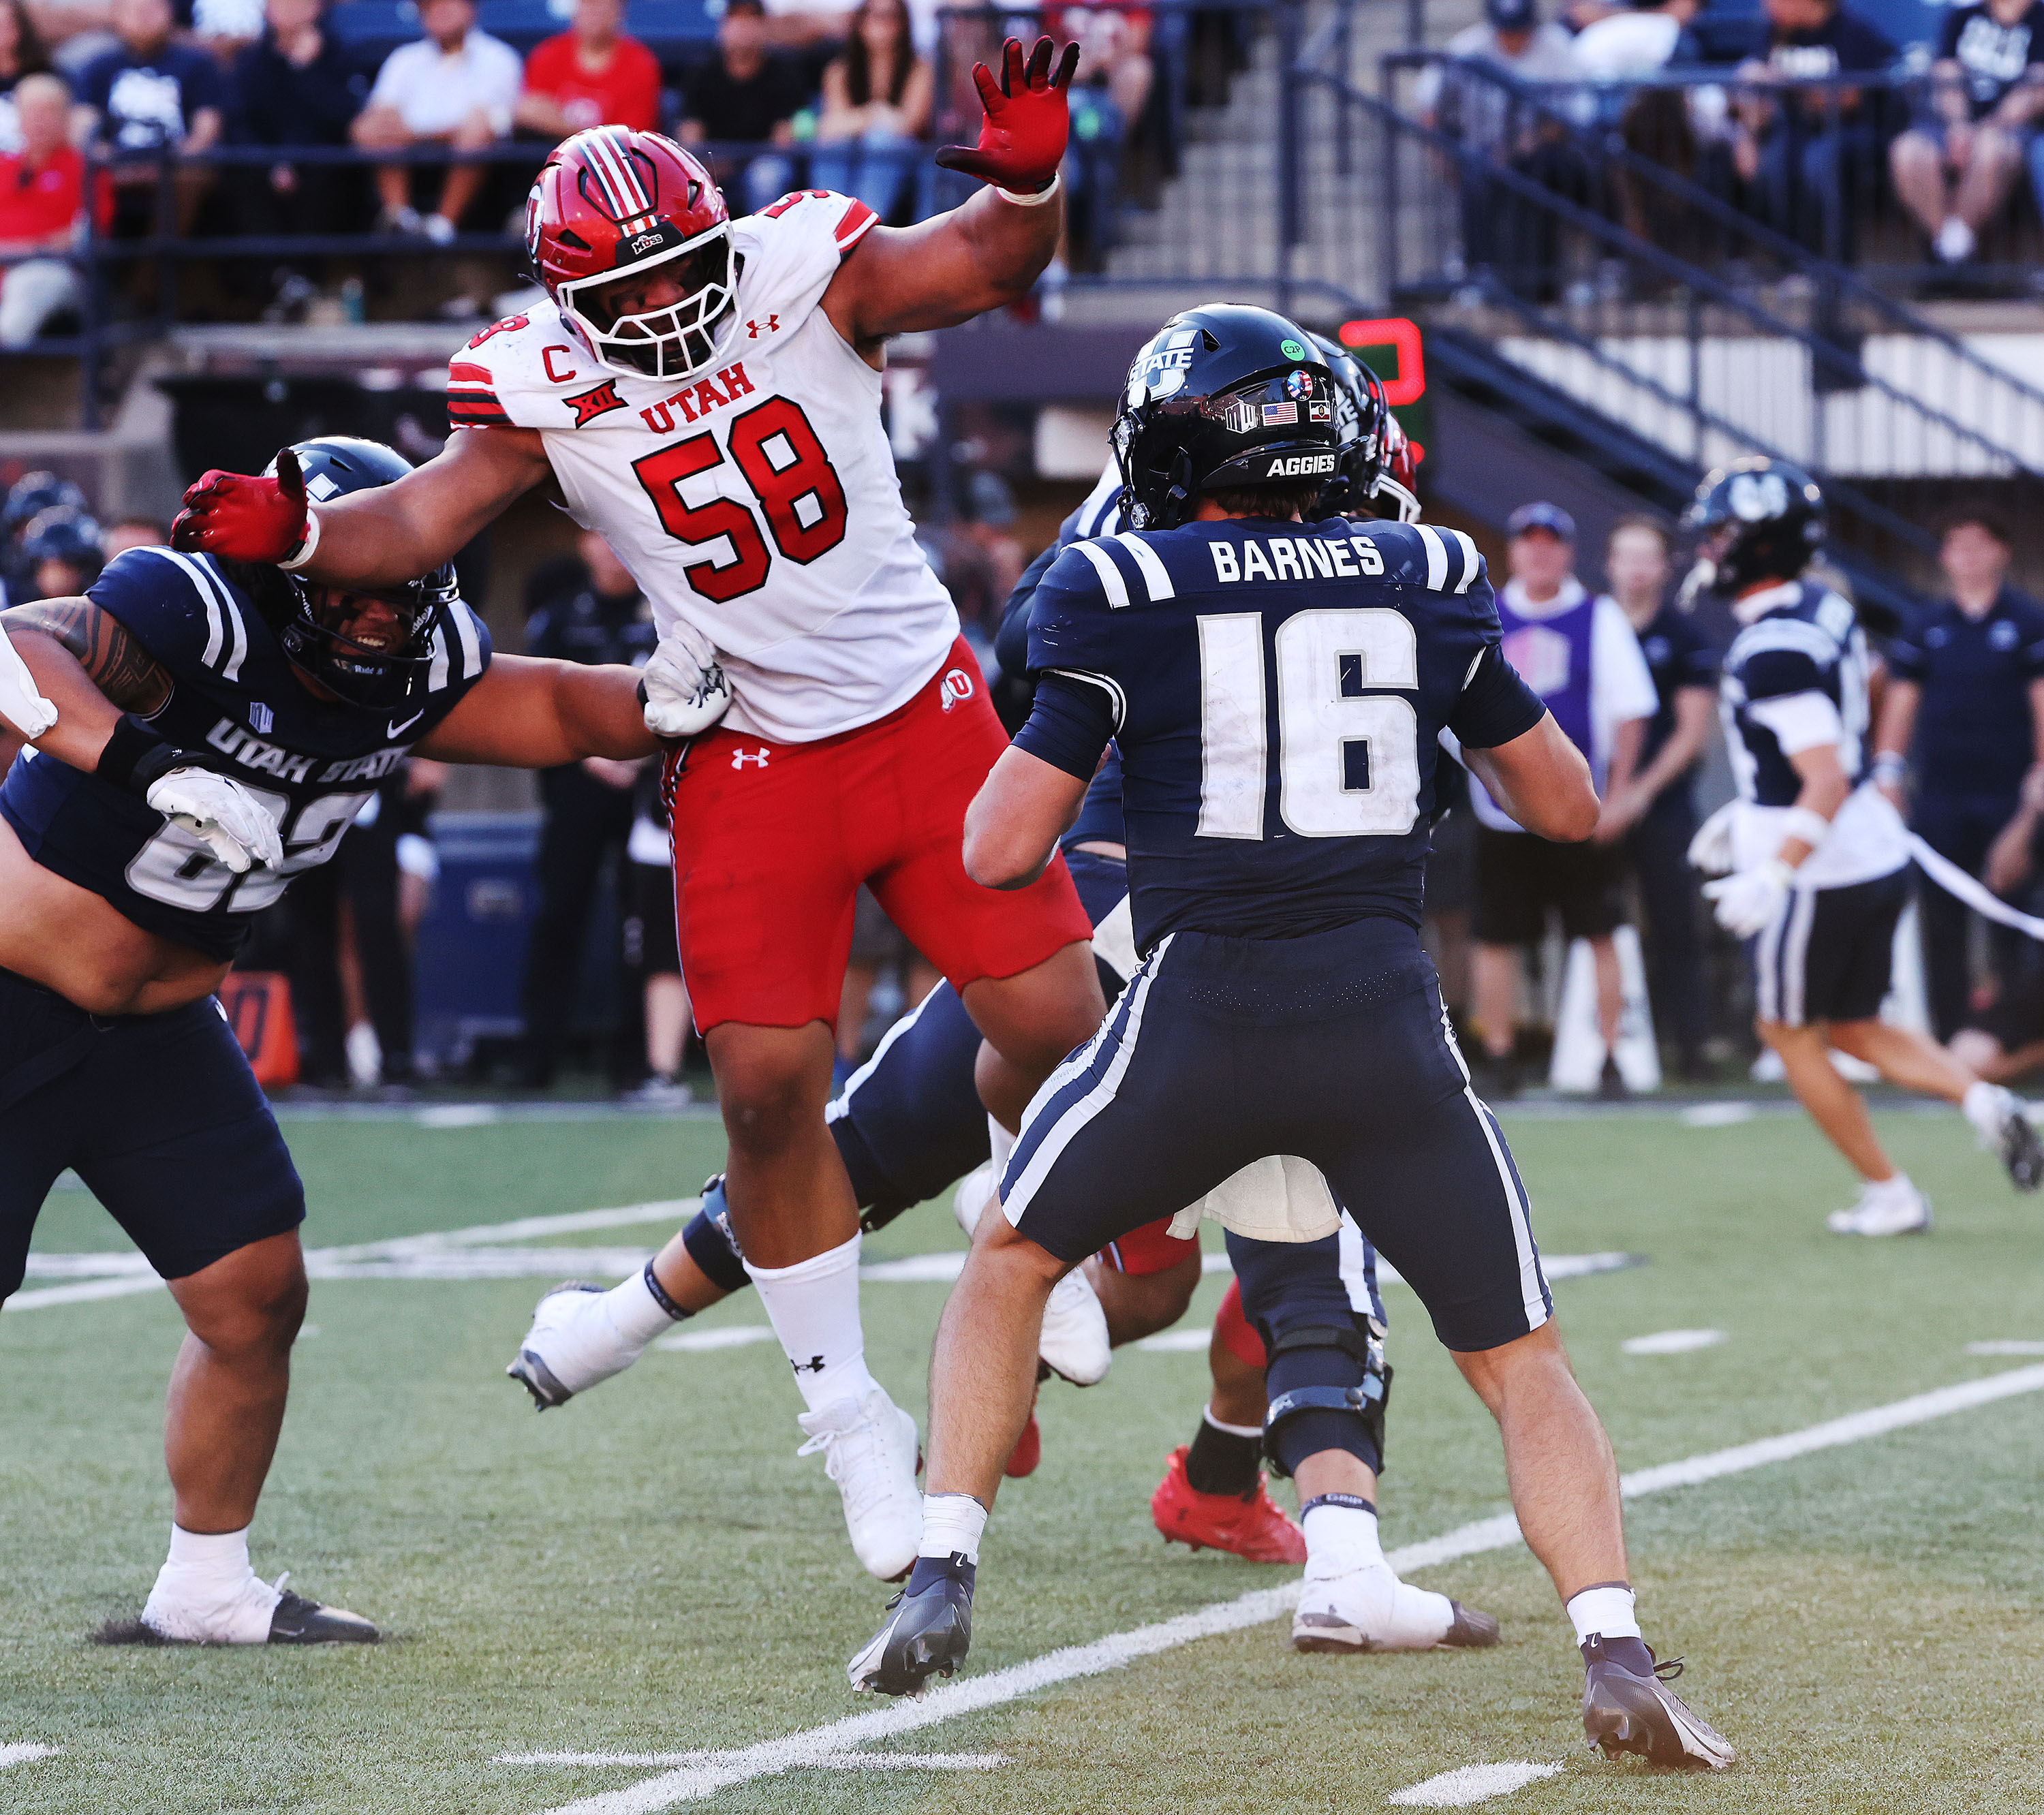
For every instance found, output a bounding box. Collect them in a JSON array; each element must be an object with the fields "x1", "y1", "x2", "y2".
[
  {"x1": 847, "y1": 1560, "x2": 973, "y2": 1696},
  {"x1": 1444, "y1": 1600, "x2": 1502, "y2": 1647},
  {"x1": 268, "y1": 1585, "x2": 380, "y2": 1644},
  {"x1": 1582, "y1": 1638, "x2": 1735, "y2": 1769},
  {"x1": 1998, "y1": 1101, "x2": 2044, "y2": 1192}
]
